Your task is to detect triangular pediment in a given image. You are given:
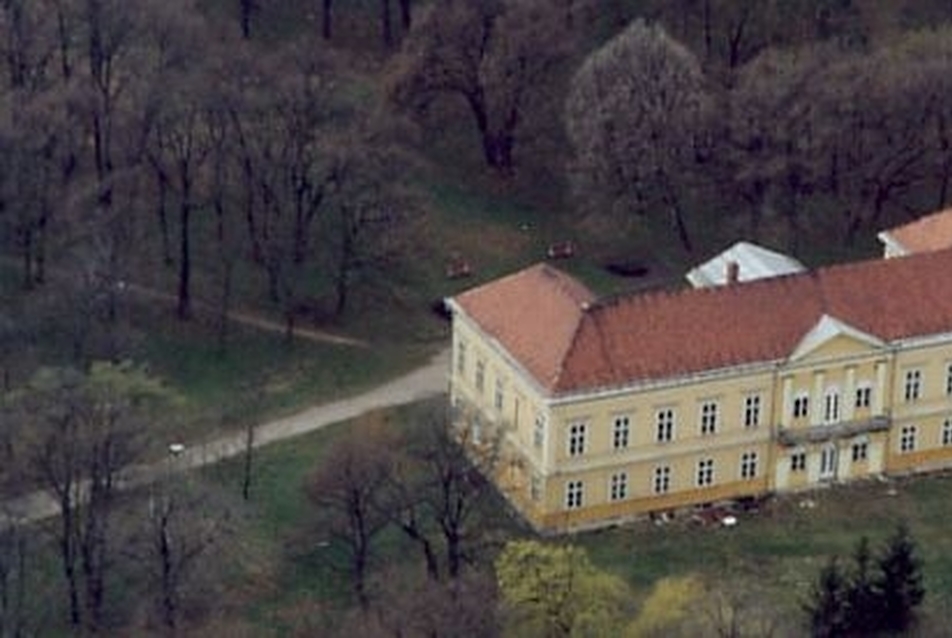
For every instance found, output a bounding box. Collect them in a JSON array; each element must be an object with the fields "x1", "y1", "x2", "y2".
[{"x1": 789, "y1": 314, "x2": 884, "y2": 362}]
